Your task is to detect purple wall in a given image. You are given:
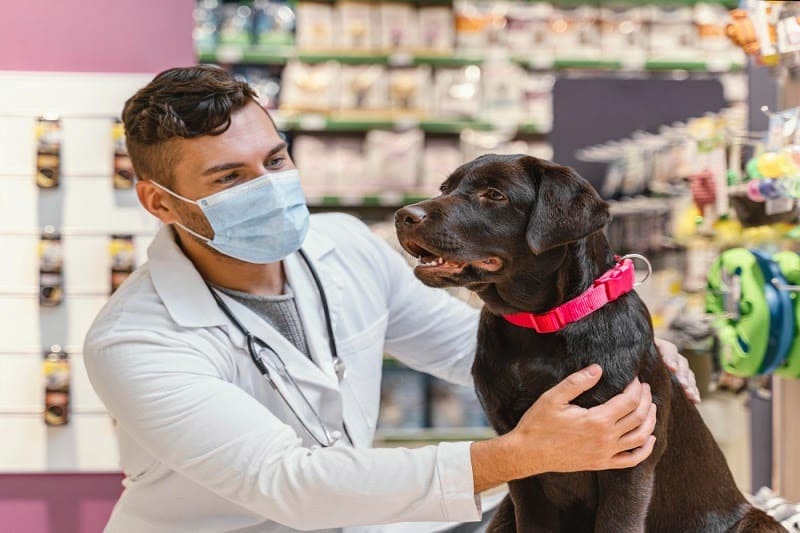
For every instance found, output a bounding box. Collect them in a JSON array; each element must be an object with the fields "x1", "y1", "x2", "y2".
[
  {"x1": 0, "y1": 0, "x2": 196, "y2": 73},
  {"x1": 0, "y1": 474, "x2": 124, "y2": 533}
]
